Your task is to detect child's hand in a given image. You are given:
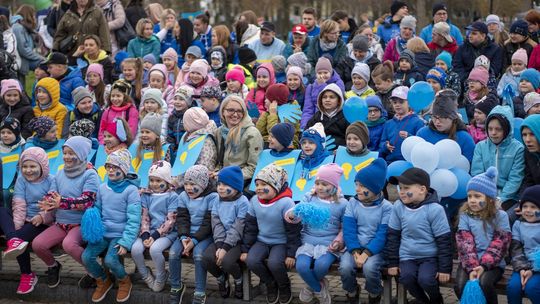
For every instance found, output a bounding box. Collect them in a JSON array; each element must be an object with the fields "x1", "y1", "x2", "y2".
[
  {"x1": 182, "y1": 238, "x2": 194, "y2": 256},
  {"x1": 269, "y1": 101, "x2": 278, "y2": 115},
  {"x1": 240, "y1": 253, "x2": 248, "y2": 262},
  {"x1": 354, "y1": 252, "x2": 369, "y2": 268},
  {"x1": 399, "y1": 131, "x2": 408, "y2": 139},
  {"x1": 471, "y1": 266, "x2": 484, "y2": 279},
  {"x1": 116, "y1": 245, "x2": 127, "y2": 256},
  {"x1": 216, "y1": 248, "x2": 227, "y2": 266},
  {"x1": 469, "y1": 269, "x2": 478, "y2": 280},
  {"x1": 329, "y1": 240, "x2": 344, "y2": 252},
  {"x1": 520, "y1": 270, "x2": 533, "y2": 288},
  {"x1": 285, "y1": 257, "x2": 296, "y2": 269},
  {"x1": 386, "y1": 141, "x2": 395, "y2": 153},
  {"x1": 388, "y1": 267, "x2": 399, "y2": 276},
  {"x1": 209, "y1": 170, "x2": 218, "y2": 180},
  {"x1": 143, "y1": 237, "x2": 154, "y2": 248},
  {"x1": 437, "y1": 272, "x2": 450, "y2": 283},
  {"x1": 30, "y1": 215, "x2": 43, "y2": 226}
]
